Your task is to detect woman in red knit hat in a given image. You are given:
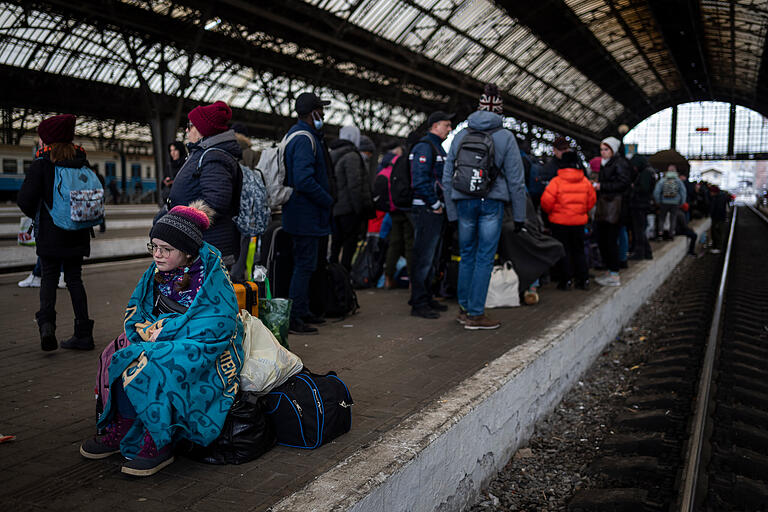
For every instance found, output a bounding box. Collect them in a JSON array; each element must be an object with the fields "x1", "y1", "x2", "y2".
[
  {"x1": 163, "y1": 100, "x2": 243, "y2": 267},
  {"x1": 17, "y1": 114, "x2": 96, "y2": 351}
]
